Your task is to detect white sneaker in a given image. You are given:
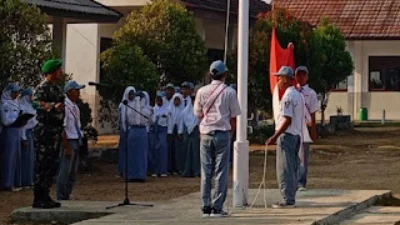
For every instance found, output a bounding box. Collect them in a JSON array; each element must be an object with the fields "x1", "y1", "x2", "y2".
[
  {"x1": 210, "y1": 210, "x2": 228, "y2": 218},
  {"x1": 160, "y1": 174, "x2": 168, "y2": 177},
  {"x1": 202, "y1": 213, "x2": 210, "y2": 218},
  {"x1": 151, "y1": 174, "x2": 158, "y2": 177},
  {"x1": 272, "y1": 202, "x2": 296, "y2": 209},
  {"x1": 12, "y1": 187, "x2": 22, "y2": 192},
  {"x1": 298, "y1": 186, "x2": 307, "y2": 191}
]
